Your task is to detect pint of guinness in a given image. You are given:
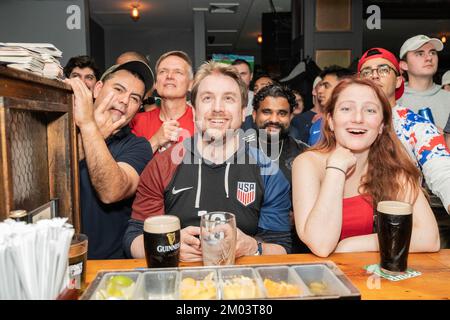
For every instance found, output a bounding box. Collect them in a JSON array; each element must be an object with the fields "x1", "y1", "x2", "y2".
[
  {"x1": 377, "y1": 201, "x2": 413, "y2": 274},
  {"x1": 144, "y1": 215, "x2": 181, "y2": 268}
]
